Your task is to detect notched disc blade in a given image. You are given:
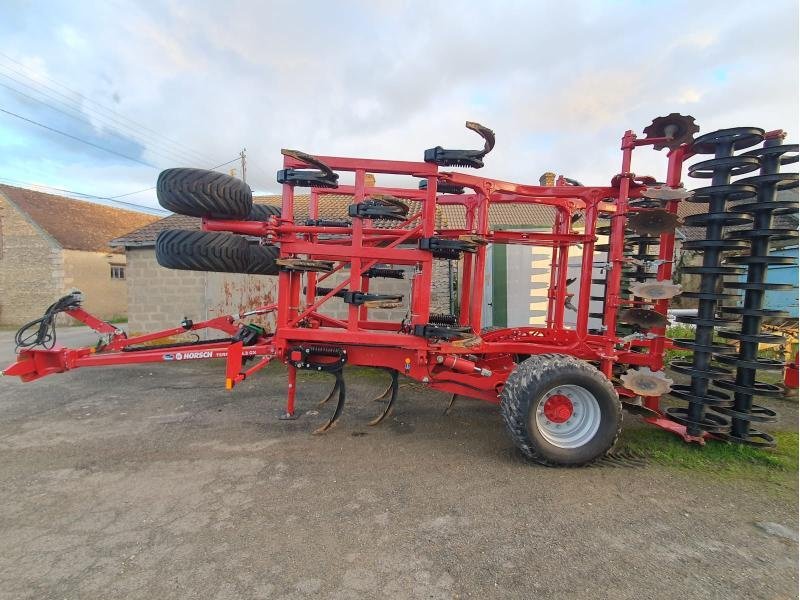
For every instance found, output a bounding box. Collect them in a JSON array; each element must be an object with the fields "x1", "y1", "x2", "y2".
[
  {"x1": 640, "y1": 186, "x2": 694, "y2": 201},
  {"x1": 618, "y1": 308, "x2": 669, "y2": 328},
  {"x1": 629, "y1": 280, "x2": 683, "y2": 300},
  {"x1": 620, "y1": 368, "x2": 674, "y2": 396},
  {"x1": 642, "y1": 113, "x2": 699, "y2": 150},
  {"x1": 627, "y1": 210, "x2": 680, "y2": 235}
]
